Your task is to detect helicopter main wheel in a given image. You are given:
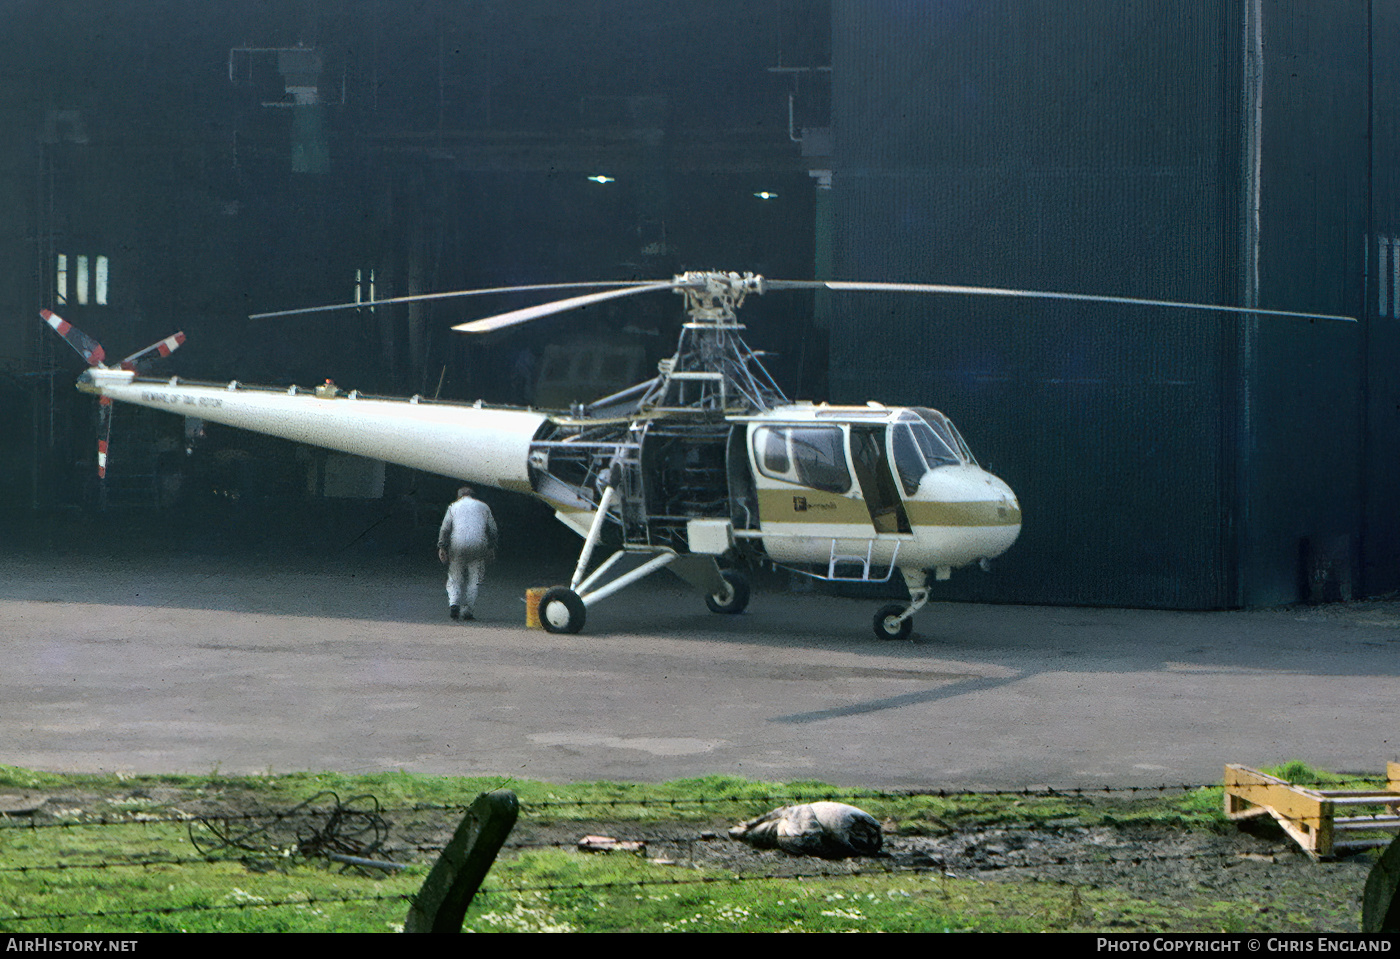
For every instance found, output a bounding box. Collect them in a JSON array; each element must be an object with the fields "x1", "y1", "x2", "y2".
[
  {"x1": 874, "y1": 603, "x2": 914, "y2": 641},
  {"x1": 705, "y1": 570, "x2": 751, "y2": 615},
  {"x1": 540, "y1": 586, "x2": 587, "y2": 634}
]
